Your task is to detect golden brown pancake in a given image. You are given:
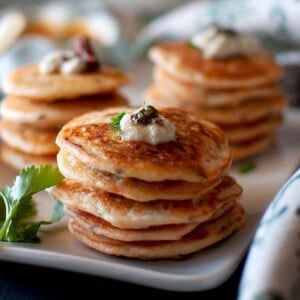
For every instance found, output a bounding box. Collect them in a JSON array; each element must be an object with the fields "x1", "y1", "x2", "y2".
[
  {"x1": 1, "y1": 144, "x2": 56, "y2": 170},
  {"x1": 149, "y1": 41, "x2": 284, "y2": 88},
  {"x1": 65, "y1": 207, "x2": 199, "y2": 242},
  {"x1": 0, "y1": 119, "x2": 58, "y2": 155},
  {"x1": 2, "y1": 64, "x2": 131, "y2": 101},
  {"x1": 57, "y1": 150, "x2": 226, "y2": 202},
  {"x1": 56, "y1": 107, "x2": 232, "y2": 182},
  {"x1": 146, "y1": 86, "x2": 286, "y2": 125},
  {"x1": 199, "y1": 98, "x2": 286, "y2": 125},
  {"x1": 223, "y1": 115, "x2": 282, "y2": 143},
  {"x1": 0, "y1": 93, "x2": 128, "y2": 129},
  {"x1": 68, "y1": 203, "x2": 245, "y2": 259},
  {"x1": 231, "y1": 135, "x2": 274, "y2": 160},
  {"x1": 154, "y1": 67, "x2": 282, "y2": 107},
  {"x1": 48, "y1": 176, "x2": 242, "y2": 229}
]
